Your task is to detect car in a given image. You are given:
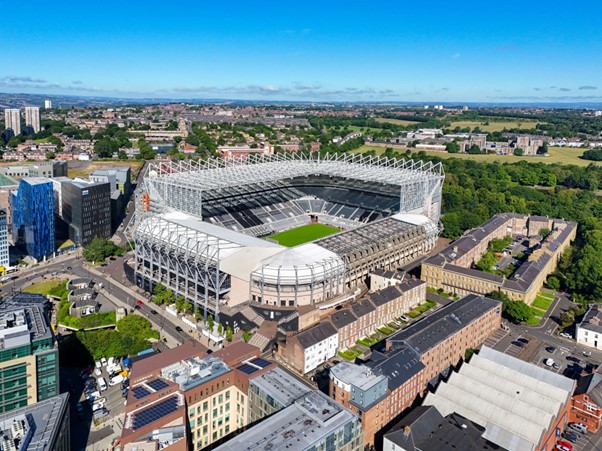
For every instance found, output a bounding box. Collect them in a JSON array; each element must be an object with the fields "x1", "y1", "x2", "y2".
[
  {"x1": 557, "y1": 440, "x2": 573, "y2": 451},
  {"x1": 517, "y1": 337, "x2": 529, "y2": 344},
  {"x1": 566, "y1": 356, "x2": 581, "y2": 363},
  {"x1": 136, "y1": 300, "x2": 144, "y2": 307},
  {"x1": 100, "y1": 357, "x2": 107, "y2": 367},
  {"x1": 400, "y1": 315, "x2": 410, "y2": 322},
  {"x1": 563, "y1": 431, "x2": 580, "y2": 443},
  {"x1": 324, "y1": 364, "x2": 331, "y2": 370},
  {"x1": 93, "y1": 407, "x2": 109, "y2": 420},
  {"x1": 569, "y1": 423, "x2": 588, "y2": 433},
  {"x1": 332, "y1": 360, "x2": 340, "y2": 365},
  {"x1": 544, "y1": 358, "x2": 555, "y2": 367},
  {"x1": 66, "y1": 266, "x2": 72, "y2": 270},
  {"x1": 546, "y1": 346, "x2": 556, "y2": 353},
  {"x1": 175, "y1": 326, "x2": 183, "y2": 333},
  {"x1": 151, "y1": 309, "x2": 158, "y2": 315},
  {"x1": 512, "y1": 341, "x2": 525, "y2": 348},
  {"x1": 560, "y1": 332, "x2": 572, "y2": 339},
  {"x1": 583, "y1": 351, "x2": 592, "y2": 357},
  {"x1": 553, "y1": 362, "x2": 561, "y2": 369}
]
